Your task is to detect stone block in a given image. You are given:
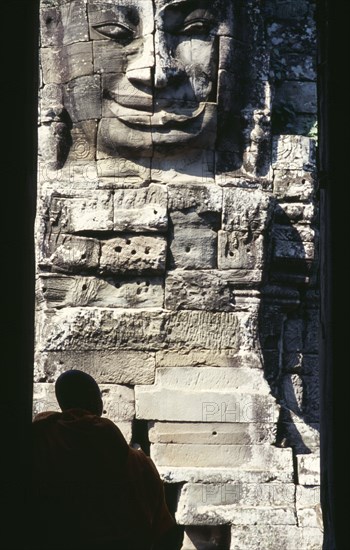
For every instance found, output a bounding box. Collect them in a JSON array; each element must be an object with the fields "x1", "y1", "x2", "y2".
[
  {"x1": 33, "y1": 382, "x2": 60, "y2": 416},
  {"x1": 33, "y1": 381, "x2": 134, "y2": 428},
  {"x1": 180, "y1": 507, "x2": 296, "y2": 529},
  {"x1": 60, "y1": 0, "x2": 90, "y2": 45},
  {"x1": 178, "y1": 482, "x2": 296, "y2": 515},
  {"x1": 217, "y1": 230, "x2": 264, "y2": 271},
  {"x1": 41, "y1": 42, "x2": 93, "y2": 84},
  {"x1": 50, "y1": 235, "x2": 100, "y2": 273},
  {"x1": 222, "y1": 188, "x2": 272, "y2": 232},
  {"x1": 151, "y1": 444, "x2": 292, "y2": 470},
  {"x1": 155, "y1": 350, "x2": 262, "y2": 369},
  {"x1": 296, "y1": 486, "x2": 322, "y2": 529},
  {"x1": 297, "y1": 454, "x2": 320, "y2": 485},
  {"x1": 93, "y1": 40, "x2": 127, "y2": 73},
  {"x1": 87, "y1": 0, "x2": 154, "y2": 40},
  {"x1": 271, "y1": 53, "x2": 316, "y2": 81},
  {"x1": 67, "y1": 120, "x2": 98, "y2": 161},
  {"x1": 301, "y1": 355, "x2": 319, "y2": 376},
  {"x1": 40, "y1": 6, "x2": 63, "y2": 48},
  {"x1": 181, "y1": 526, "x2": 231, "y2": 549},
  {"x1": 265, "y1": 0, "x2": 311, "y2": 19},
  {"x1": 36, "y1": 350, "x2": 156, "y2": 385},
  {"x1": 283, "y1": 318, "x2": 303, "y2": 353},
  {"x1": 96, "y1": 157, "x2": 151, "y2": 186},
  {"x1": 58, "y1": 192, "x2": 114, "y2": 233},
  {"x1": 273, "y1": 170, "x2": 315, "y2": 201},
  {"x1": 97, "y1": 117, "x2": 153, "y2": 159},
  {"x1": 229, "y1": 525, "x2": 323, "y2": 550},
  {"x1": 165, "y1": 270, "x2": 261, "y2": 311},
  {"x1": 274, "y1": 202, "x2": 315, "y2": 225},
  {"x1": 158, "y1": 467, "x2": 293, "y2": 485},
  {"x1": 302, "y1": 374, "x2": 320, "y2": 423},
  {"x1": 38, "y1": 274, "x2": 164, "y2": 309},
  {"x1": 99, "y1": 235, "x2": 167, "y2": 275},
  {"x1": 100, "y1": 384, "x2": 135, "y2": 421},
  {"x1": 296, "y1": 485, "x2": 320, "y2": 508},
  {"x1": 101, "y1": 73, "x2": 154, "y2": 116},
  {"x1": 152, "y1": 367, "x2": 273, "y2": 393},
  {"x1": 151, "y1": 150, "x2": 215, "y2": 184},
  {"x1": 64, "y1": 75, "x2": 102, "y2": 122},
  {"x1": 113, "y1": 184, "x2": 167, "y2": 232},
  {"x1": 274, "y1": 82, "x2": 317, "y2": 114},
  {"x1": 273, "y1": 239, "x2": 315, "y2": 262},
  {"x1": 303, "y1": 309, "x2": 319, "y2": 353},
  {"x1": 167, "y1": 184, "x2": 222, "y2": 213},
  {"x1": 148, "y1": 422, "x2": 277, "y2": 445},
  {"x1": 38, "y1": 307, "x2": 169, "y2": 351},
  {"x1": 281, "y1": 374, "x2": 304, "y2": 415},
  {"x1": 281, "y1": 416, "x2": 320, "y2": 452},
  {"x1": 267, "y1": 20, "x2": 316, "y2": 54},
  {"x1": 272, "y1": 135, "x2": 316, "y2": 171},
  {"x1": 165, "y1": 311, "x2": 253, "y2": 351},
  {"x1": 169, "y1": 221, "x2": 217, "y2": 270},
  {"x1": 136, "y1": 388, "x2": 279, "y2": 423},
  {"x1": 38, "y1": 308, "x2": 260, "y2": 353}
]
